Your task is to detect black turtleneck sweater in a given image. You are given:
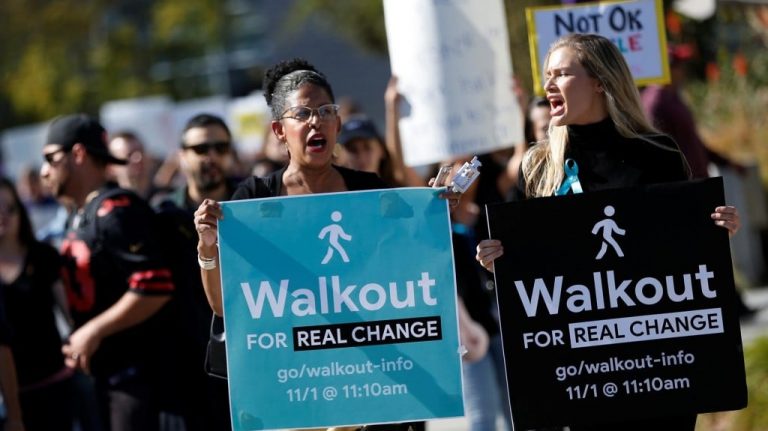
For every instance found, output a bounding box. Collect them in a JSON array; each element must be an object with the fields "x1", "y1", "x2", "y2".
[{"x1": 514, "y1": 118, "x2": 690, "y2": 198}]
